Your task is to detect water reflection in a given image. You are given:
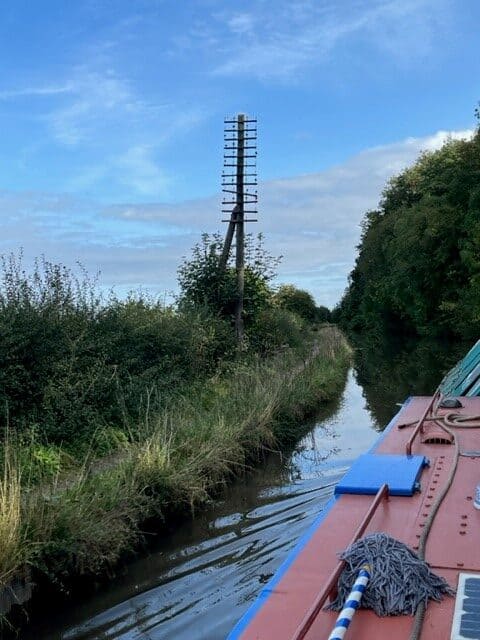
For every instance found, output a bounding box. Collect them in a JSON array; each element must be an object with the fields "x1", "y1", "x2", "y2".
[
  {"x1": 27, "y1": 369, "x2": 379, "y2": 640},
  {"x1": 350, "y1": 332, "x2": 467, "y2": 426}
]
